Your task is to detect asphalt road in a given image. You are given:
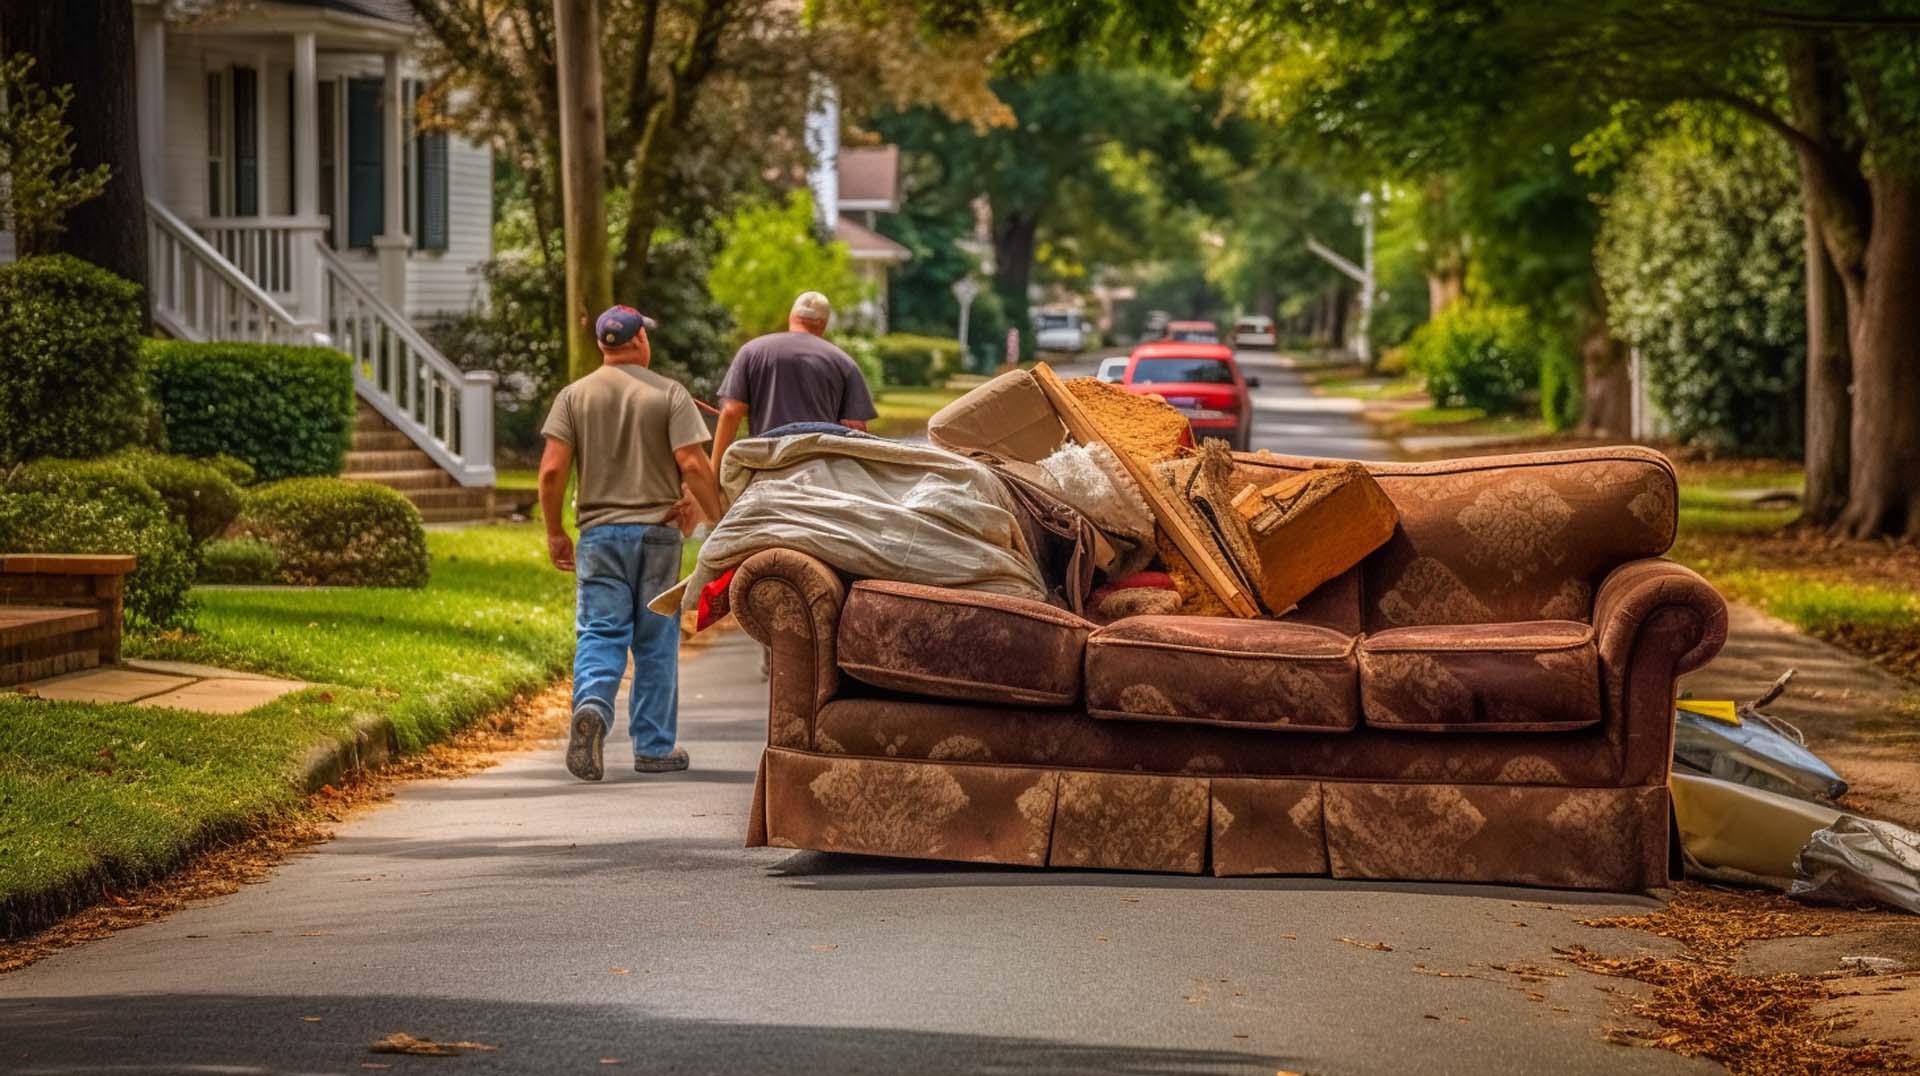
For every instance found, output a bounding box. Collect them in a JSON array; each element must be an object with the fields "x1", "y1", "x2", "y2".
[
  {"x1": 1049, "y1": 347, "x2": 1399, "y2": 460},
  {"x1": 0, "y1": 358, "x2": 1704, "y2": 1075}
]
